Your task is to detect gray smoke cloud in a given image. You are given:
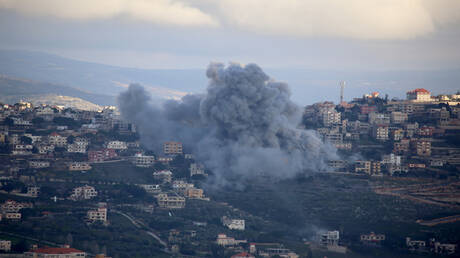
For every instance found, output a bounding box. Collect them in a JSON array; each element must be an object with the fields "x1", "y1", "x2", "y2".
[{"x1": 118, "y1": 63, "x2": 337, "y2": 184}]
